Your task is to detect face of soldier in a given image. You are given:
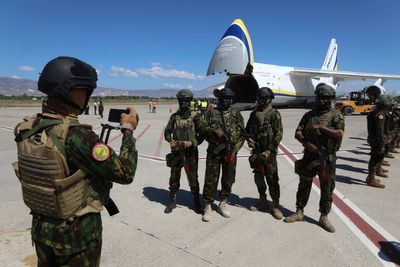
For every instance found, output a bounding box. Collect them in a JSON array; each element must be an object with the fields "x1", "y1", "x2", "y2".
[
  {"x1": 178, "y1": 98, "x2": 191, "y2": 111},
  {"x1": 315, "y1": 96, "x2": 332, "y2": 110},
  {"x1": 257, "y1": 97, "x2": 272, "y2": 109},
  {"x1": 67, "y1": 87, "x2": 90, "y2": 113},
  {"x1": 218, "y1": 97, "x2": 233, "y2": 110}
]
